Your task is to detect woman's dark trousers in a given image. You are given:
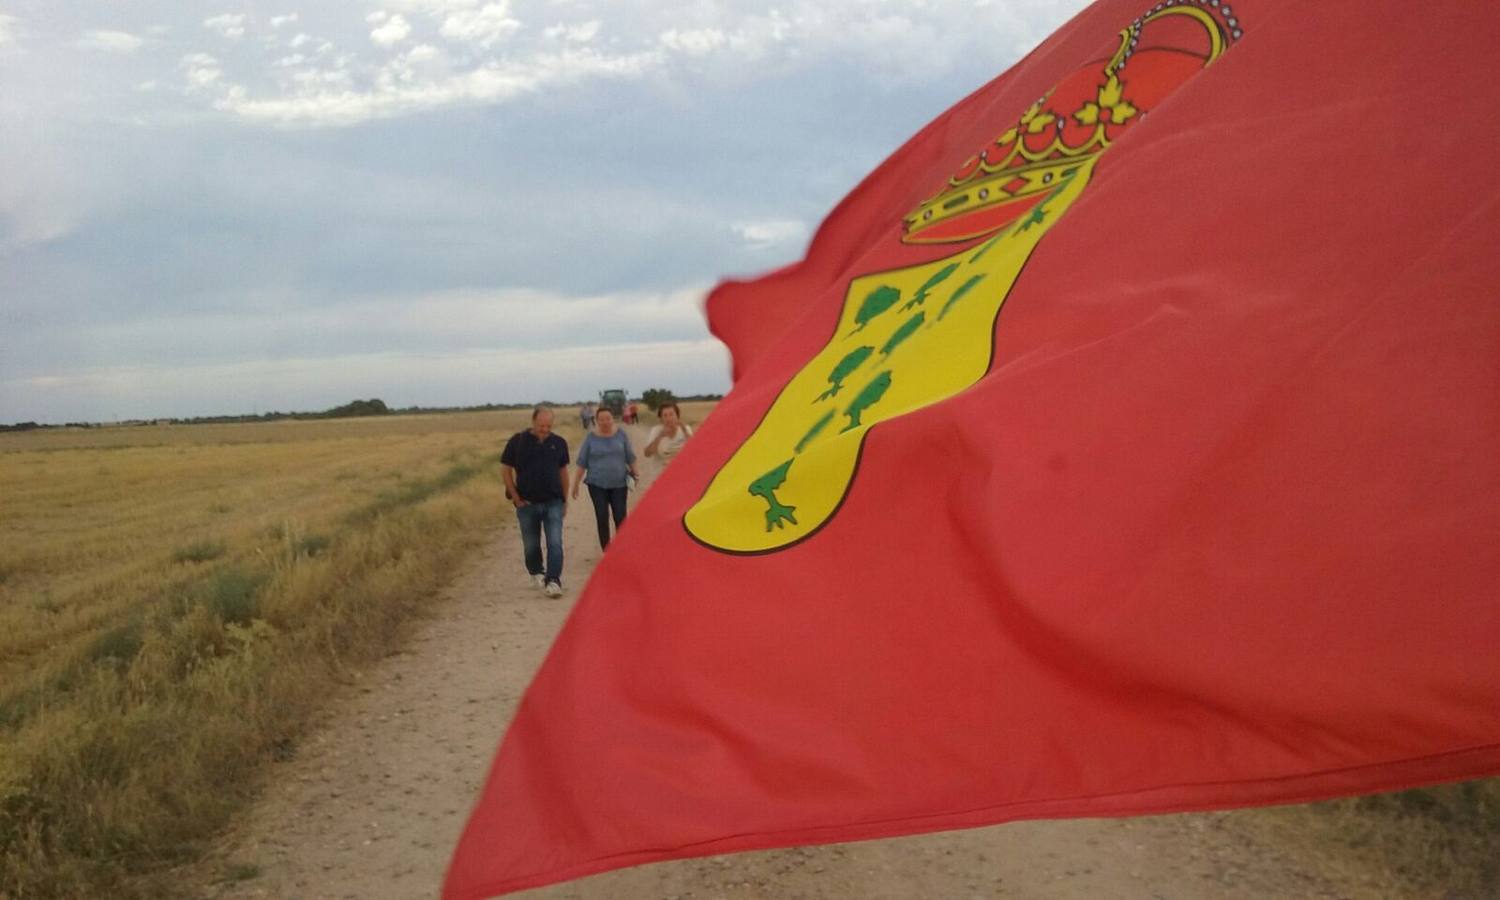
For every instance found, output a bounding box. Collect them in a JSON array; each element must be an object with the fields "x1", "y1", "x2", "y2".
[{"x1": 587, "y1": 484, "x2": 628, "y2": 549}]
